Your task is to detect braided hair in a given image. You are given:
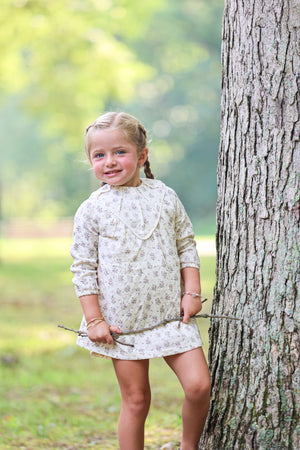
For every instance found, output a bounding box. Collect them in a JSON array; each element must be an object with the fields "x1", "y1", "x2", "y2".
[
  {"x1": 143, "y1": 158, "x2": 154, "y2": 179},
  {"x1": 85, "y1": 112, "x2": 155, "y2": 179}
]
